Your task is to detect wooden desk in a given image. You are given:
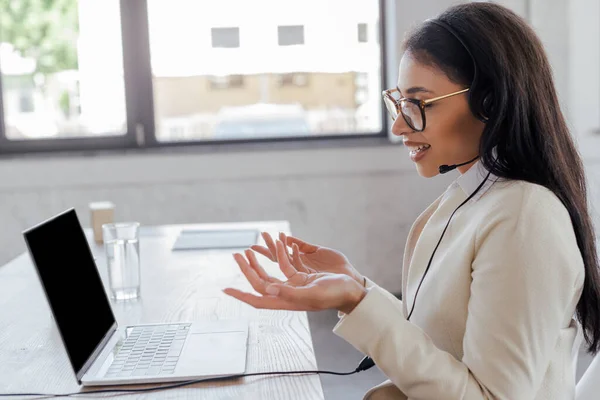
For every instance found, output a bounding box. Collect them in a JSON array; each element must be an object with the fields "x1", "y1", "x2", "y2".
[{"x1": 0, "y1": 221, "x2": 324, "y2": 399}]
